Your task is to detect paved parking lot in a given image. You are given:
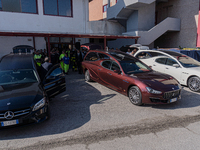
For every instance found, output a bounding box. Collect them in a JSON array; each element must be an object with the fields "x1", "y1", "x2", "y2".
[{"x1": 1, "y1": 72, "x2": 200, "y2": 150}]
